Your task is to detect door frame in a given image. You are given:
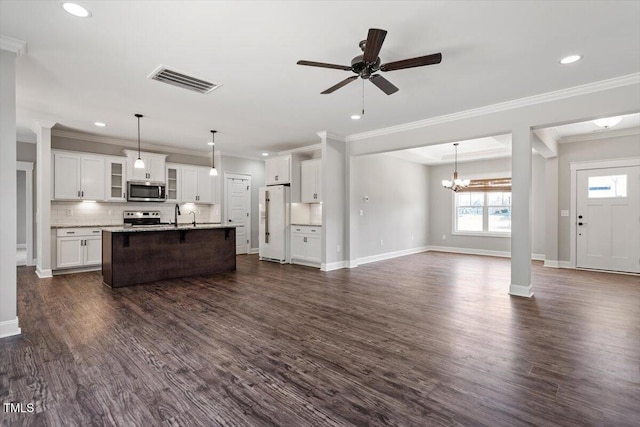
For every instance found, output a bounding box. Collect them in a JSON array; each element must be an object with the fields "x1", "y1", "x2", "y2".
[
  {"x1": 570, "y1": 157, "x2": 640, "y2": 269},
  {"x1": 17, "y1": 161, "x2": 34, "y2": 266},
  {"x1": 223, "y1": 172, "x2": 252, "y2": 254}
]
